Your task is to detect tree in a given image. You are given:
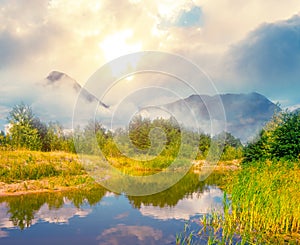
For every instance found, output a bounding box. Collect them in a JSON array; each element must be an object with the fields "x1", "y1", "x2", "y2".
[
  {"x1": 243, "y1": 111, "x2": 300, "y2": 163},
  {"x1": 7, "y1": 103, "x2": 41, "y2": 150},
  {"x1": 8, "y1": 103, "x2": 34, "y2": 125},
  {"x1": 0, "y1": 130, "x2": 6, "y2": 147},
  {"x1": 211, "y1": 132, "x2": 243, "y2": 161},
  {"x1": 270, "y1": 112, "x2": 300, "y2": 159},
  {"x1": 44, "y1": 121, "x2": 64, "y2": 151},
  {"x1": 32, "y1": 117, "x2": 48, "y2": 150},
  {"x1": 214, "y1": 131, "x2": 242, "y2": 148},
  {"x1": 243, "y1": 130, "x2": 268, "y2": 162},
  {"x1": 129, "y1": 115, "x2": 151, "y2": 151}
]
